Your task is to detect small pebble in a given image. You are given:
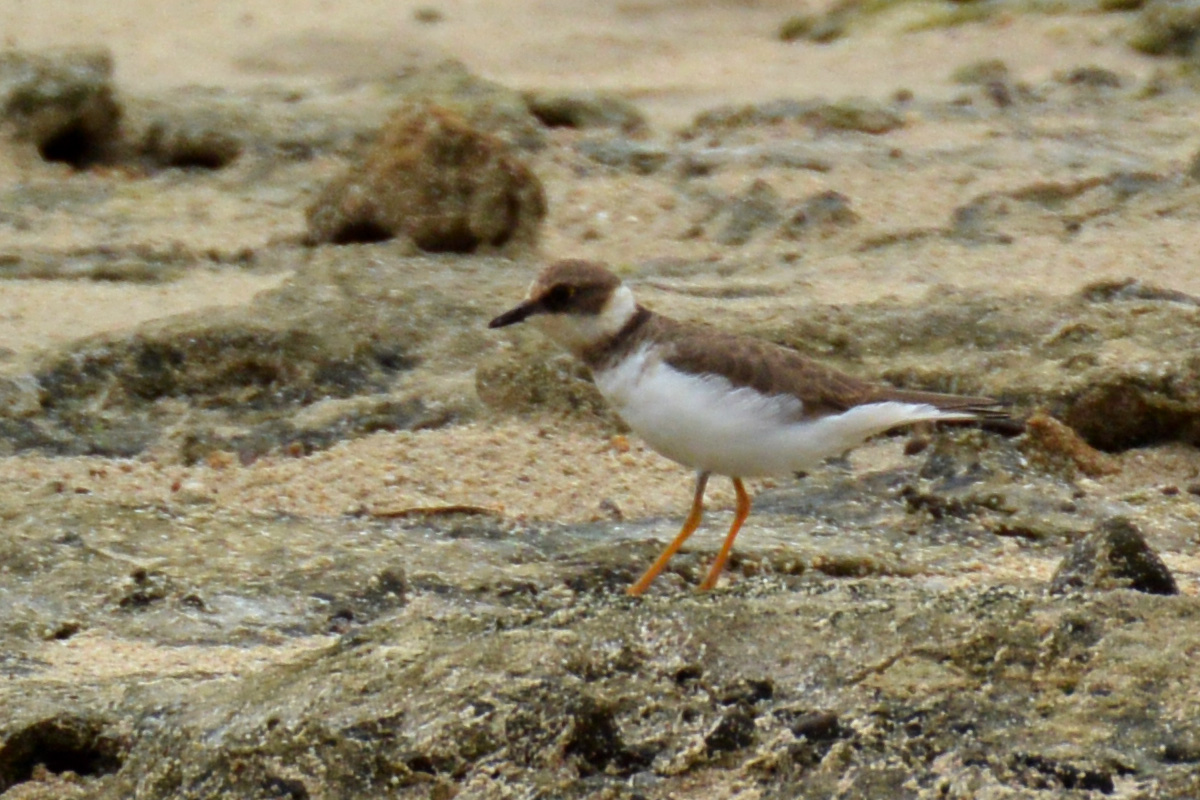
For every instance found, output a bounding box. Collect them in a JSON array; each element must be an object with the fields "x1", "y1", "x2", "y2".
[{"x1": 176, "y1": 480, "x2": 213, "y2": 504}]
